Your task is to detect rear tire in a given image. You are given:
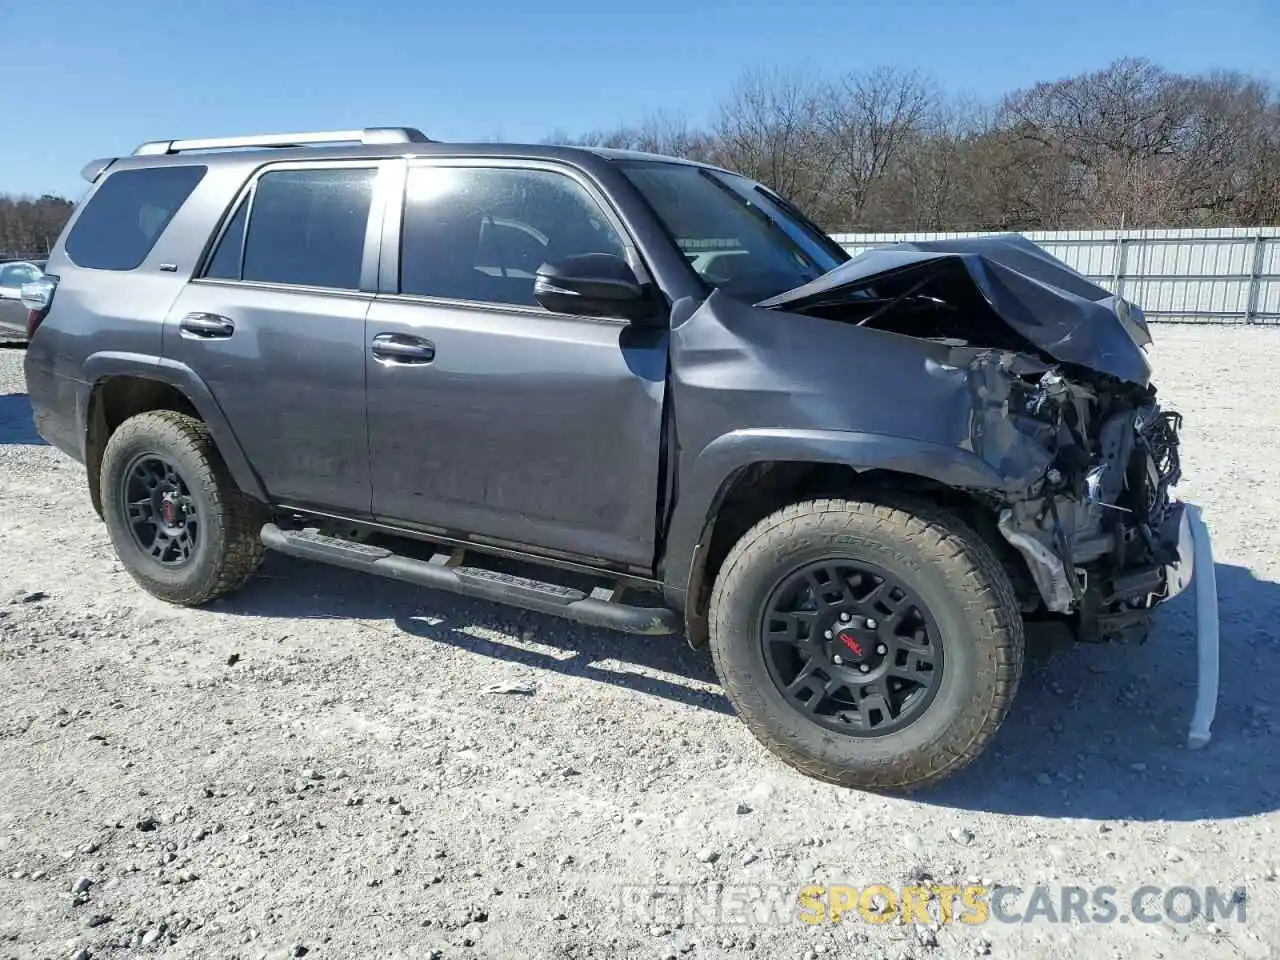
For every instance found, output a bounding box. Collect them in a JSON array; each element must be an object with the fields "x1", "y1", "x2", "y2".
[
  {"x1": 100, "y1": 410, "x2": 266, "y2": 605},
  {"x1": 708, "y1": 495, "x2": 1023, "y2": 791}
]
